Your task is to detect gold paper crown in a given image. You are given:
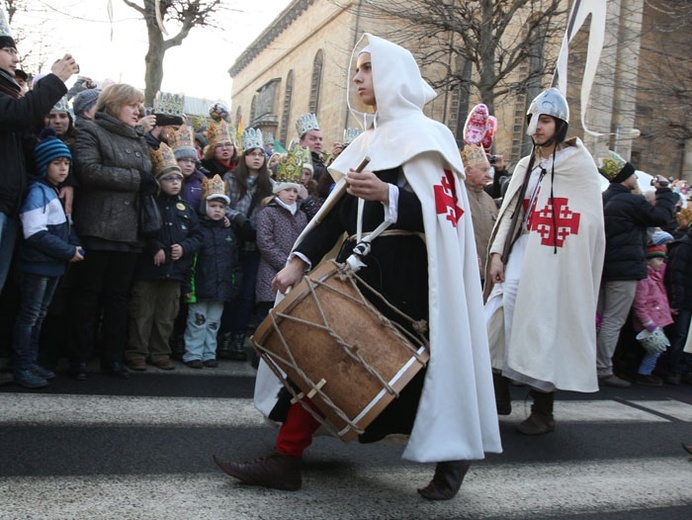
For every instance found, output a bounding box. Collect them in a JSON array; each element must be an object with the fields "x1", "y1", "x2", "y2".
[
  {"x1": 168, "y1": 124, "x2": 195, "y2": 152},
  {"x1": 460, "y1": 143, "x2": 489, "y2": 170},
  {"x1": 208, "y1": 119, "x2": 232, "y2": 148},
  {"x1": 153, "y1": 91, "x2": 184, "y2": 117},
  {"x1": 149, "y1": 142, "x2": 182, "y2": 179},
  {"x1": 242, "y1": 128, "x2": 264, "y2": 152},
  {"x1": 294, "y1": 144, "x2": 312, "y2": 168},
  {"x1": 295, "y1": 113, "x2": 320, "y2": 137},
  {"x1": 597, "y1": 151, "x2": 627, "y2": 181},
  {"x1": 275, "y1": 145, "x2": 304, "y2": 185},
  {"x1": 201, "y1": 174, "x2": 229, "y2": 203},
  {"x1": 343, "y1": 128, "x2": 360, "y2": 145}
]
